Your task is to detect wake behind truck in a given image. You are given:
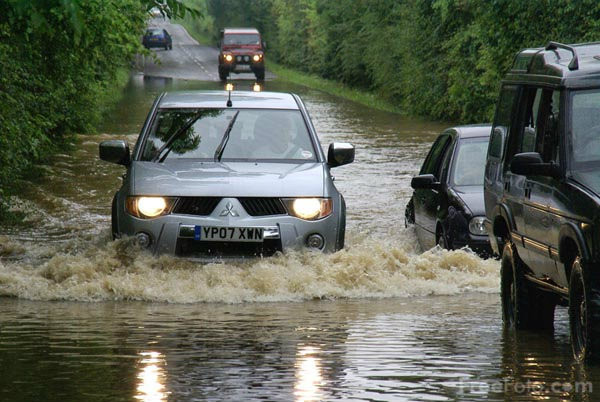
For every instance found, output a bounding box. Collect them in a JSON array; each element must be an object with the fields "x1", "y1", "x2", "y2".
[{"x1": 218, "y1": 27, "x2": 265, "y2": 81}]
